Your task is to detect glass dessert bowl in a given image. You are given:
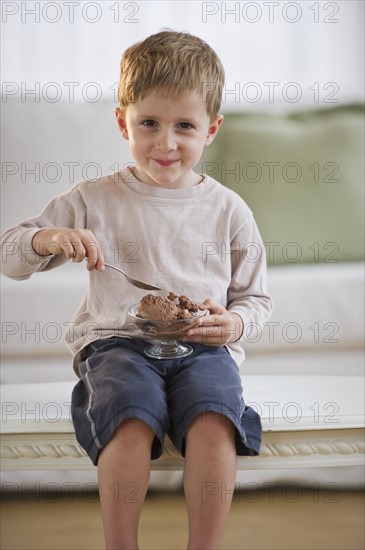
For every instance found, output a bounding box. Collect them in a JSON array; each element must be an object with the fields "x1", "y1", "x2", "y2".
[{"x1": 128, "y1": 304, "x2": 207, "y2": 359}]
